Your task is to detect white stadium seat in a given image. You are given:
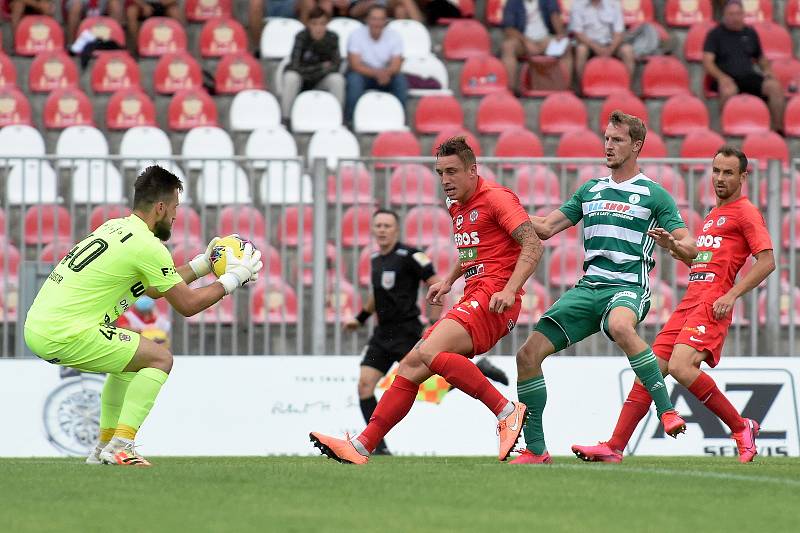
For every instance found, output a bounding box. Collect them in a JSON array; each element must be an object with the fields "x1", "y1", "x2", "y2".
[
  {"x1": 196, "y1": 161, "x2": 252, "y2": 204},
  {"x1": 182, "y1": 126, "x2": 234, "y2": 170},
  {"x1": 328, "y1": 17, "x2": 363, "y2": 58},
  {"x1": 230, "y1": 89, "x2": 281, "y2": 131},
  {"x1": 246, "y1": 126, "x2": 298, "y2": 169},
  {"x1": 260, "y1": 160, "x2": 313, "y2": 204},
  {"x1": 0, "y1": 125, "x2": 45, "y2": 167},
  {"x1": 307, "y1": 126, "x2": 359, "y2": 169},
  {"x1": 401, "y1": 54, "x2": 451, "y2": 96},
  {"x1": 260, "y1": 17, "x2": 304, "y2": 59},
  {"x1": 55, "y1": 126, "x2": 109, "y2": 168},
  {"x1": 387, "y1": 19, "x2": 431, "y2": 58},
  {"x1": 353, "y1": 91, "x2": 406, "y2": 133},
  {"x1": 6, "y1": 160, "x2": 58, "y2": 204},
  {"x1": 272, "y1": 56, "x2": 290, "y2": 95},
  {"x1": 119, "y1": 126, "x2": 173, "y2": 169},
  {"x1": 72, "y1": 160, "x2": 124, "y2": 203},
  {"x1": 290, "y1": 90, "x2": 343, "y2": 133}
]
